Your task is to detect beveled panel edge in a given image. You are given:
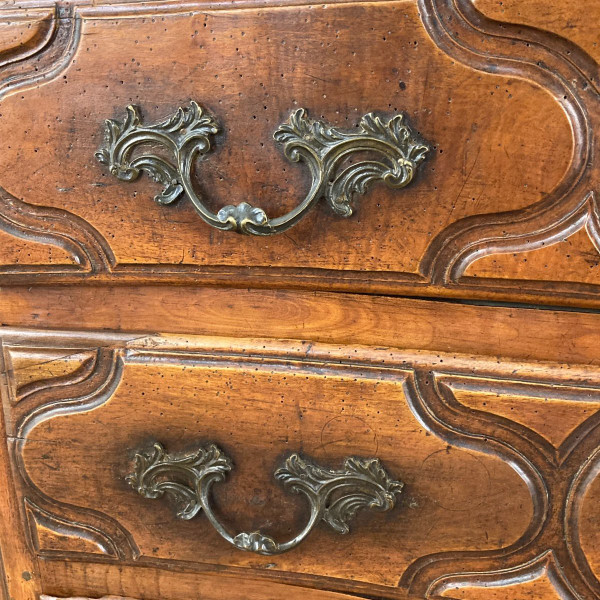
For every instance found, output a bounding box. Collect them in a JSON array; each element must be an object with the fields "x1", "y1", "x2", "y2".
[
  {"x1": 2, "y1": 323, "x2": 600, "y2": 391},
  {"x1": 0, "y1": 0, "x2": 597, "y2": 310},
  {"x1": 8, "y1": 332, "x2": 600, "y2": 599},
  {"x1": 0, "y1": 0, "x2": 411, "y2": 20}
]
